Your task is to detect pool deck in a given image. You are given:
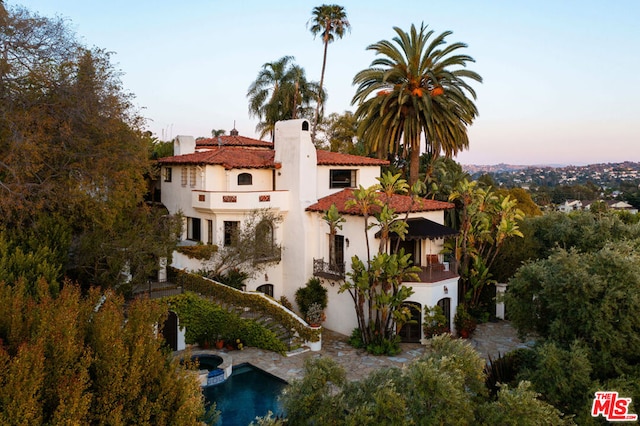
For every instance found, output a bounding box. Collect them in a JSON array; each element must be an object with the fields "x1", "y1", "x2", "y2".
[{"x1": 187, "y1": 321, "x2": 533, "y2": 383}]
